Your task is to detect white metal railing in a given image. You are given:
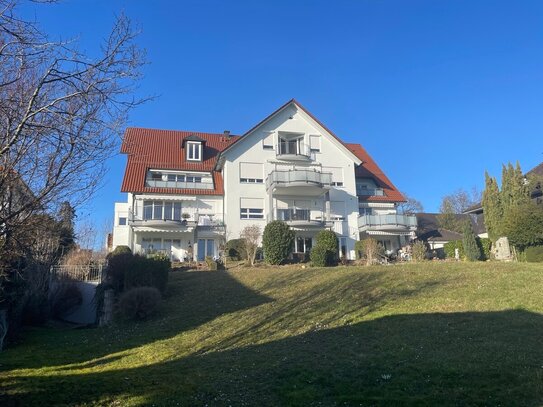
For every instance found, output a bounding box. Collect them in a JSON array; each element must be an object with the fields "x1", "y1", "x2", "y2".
[
  {"x1": 266, "y1": 169, "x2": 332, "y2": 190},
  {"x1": 276, "y1": 140, "x2": 311, "y2": 158},
  {"x1": 145, "y1": 179, "x2": 214, "y2": 190},
  {"x1": 50, "y1": 265, "x2": 103, "y2": 282},
  {"x1": 357, "y1": 187, "x2": 385, "y2": 196},
  {"x1": 358, "y1": 214, "x2": 417, "y2": 229}
]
